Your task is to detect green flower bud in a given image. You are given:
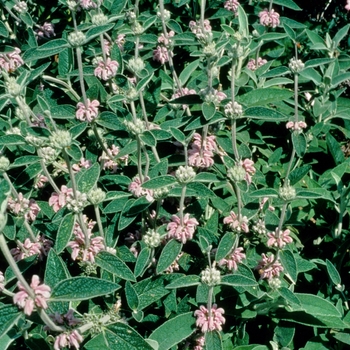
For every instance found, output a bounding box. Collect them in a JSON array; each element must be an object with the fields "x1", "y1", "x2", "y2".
[
  {"x1": 227, "y1": 165, "x2": 246, "y2": 182},
  {"x1": 201, "y1": 266, "x2": 221, "y2": 286},
  {"x1": 68, "y1": 31, "x2": 86, "y2": 47},
  {"x1": 175, "y1": 166, "x2": 196, "y2": 184},
  {"x1": 49, "y1": 130, "x2": 72, "y2": 150},
  {"x1": 143, "y1": 229, "x2": 161, "y2": 248},
  {"x1": 88, "y1": 188, "x2": 106, "y2": 205},
  {"x1": 279, "y1": 184, "x2": 296, "y2": 201}
]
